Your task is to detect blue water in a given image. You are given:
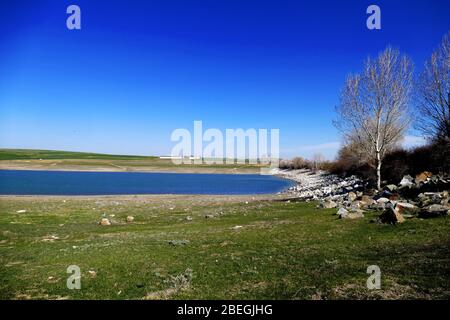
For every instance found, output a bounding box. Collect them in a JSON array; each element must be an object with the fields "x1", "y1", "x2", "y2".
[{"x1": 0, "y1": 170, "x2": 294, "y2": 195}]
